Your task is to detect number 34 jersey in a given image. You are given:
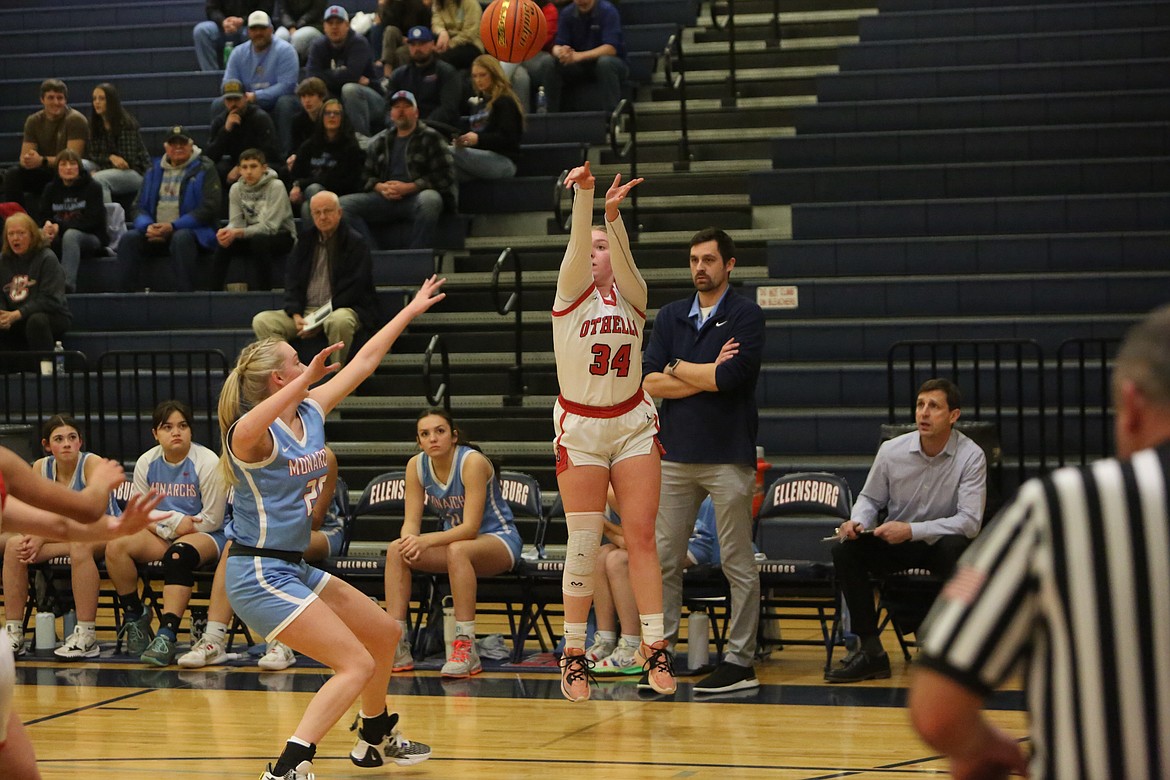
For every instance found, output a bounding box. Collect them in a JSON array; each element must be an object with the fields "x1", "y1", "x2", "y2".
[{"x1": 552, "y1": 284, "x2": 646, "y2": 409}]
